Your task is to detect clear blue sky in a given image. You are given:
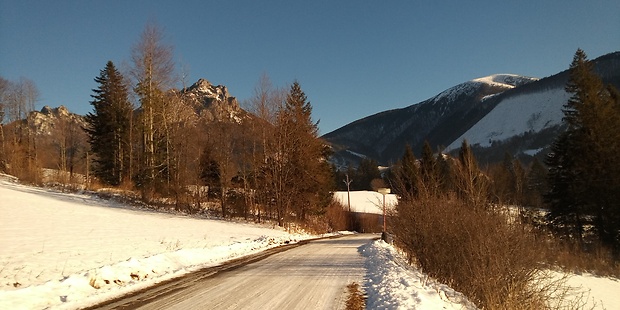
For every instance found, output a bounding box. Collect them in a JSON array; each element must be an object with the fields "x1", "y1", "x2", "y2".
[{"x1": 1, "y1": 1, "x2": 618, "y2": 134}]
